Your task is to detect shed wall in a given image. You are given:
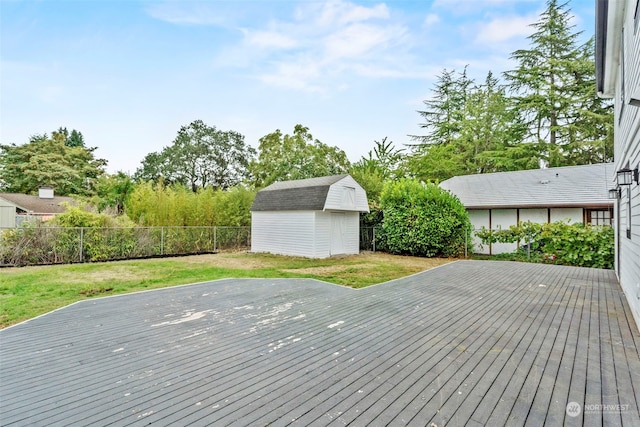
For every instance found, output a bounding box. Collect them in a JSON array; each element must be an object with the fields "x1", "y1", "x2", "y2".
[
  {"x1": 251, "y1": 210, "x2": 360, "y2": 258},
  {"x1": 317, "y1": 211, "x2": 360, "y2": 256},
  {"x1": 324, "y1": 176, "x2": 369, "y2": 212},
  {"x1": 251, "y1": 211, "x2": 318, "y2": 258}
]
